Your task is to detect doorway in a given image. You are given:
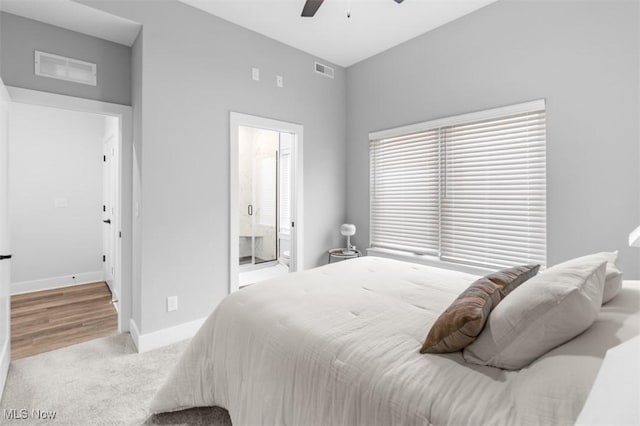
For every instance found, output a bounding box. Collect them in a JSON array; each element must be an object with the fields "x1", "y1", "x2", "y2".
[
  {"x1": 6, "y1": 102, "x2": 119, "y2": 357},
  {"x1": 5, "y1": 86, "x2": 132, "y2": 334},
  {"x1": 230, "y1": 113, "x2": 304, "y2": 292}
]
